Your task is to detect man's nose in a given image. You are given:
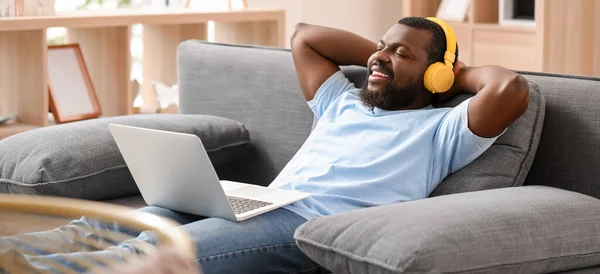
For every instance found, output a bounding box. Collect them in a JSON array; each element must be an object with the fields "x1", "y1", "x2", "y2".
[{"x1": 372, "y1": 49, "x2": 391, "y2": 64}]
